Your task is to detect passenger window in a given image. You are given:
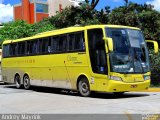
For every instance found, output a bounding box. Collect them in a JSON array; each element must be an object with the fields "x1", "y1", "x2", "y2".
[
  {"x1": 10, "y1": 43, "x2": 18, "y2": 56},
  {"x1": 26, "y1": 40, "x2": 38, "y2": 55},
  {"x1": 47, "y1": 37, "x2": 52, "y2": 53},
  {"x1": 74, "y1": 32, "x2": 85, "y2": 51},
  {"x1": 58, "y1": 35, "x2": 67, "y2": 52},
  {"x1": 68, "y1": 32, "x2": 85, "y2": 52},
  {"x1": 18, "y1": 42, "x2": 25, "y2": 55},
  {"x1": 3, "y1": 44, "x2": 10, "y2": 57},
  {"x1": 39, "y1": 38, "x2": 48, "y2": 53},
  {"x1": 52, "y1": 36, "x2": 59, "y2": 52},
  {"x1": 68, "y1": 34, "x2": 75, "y2": 51}
]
